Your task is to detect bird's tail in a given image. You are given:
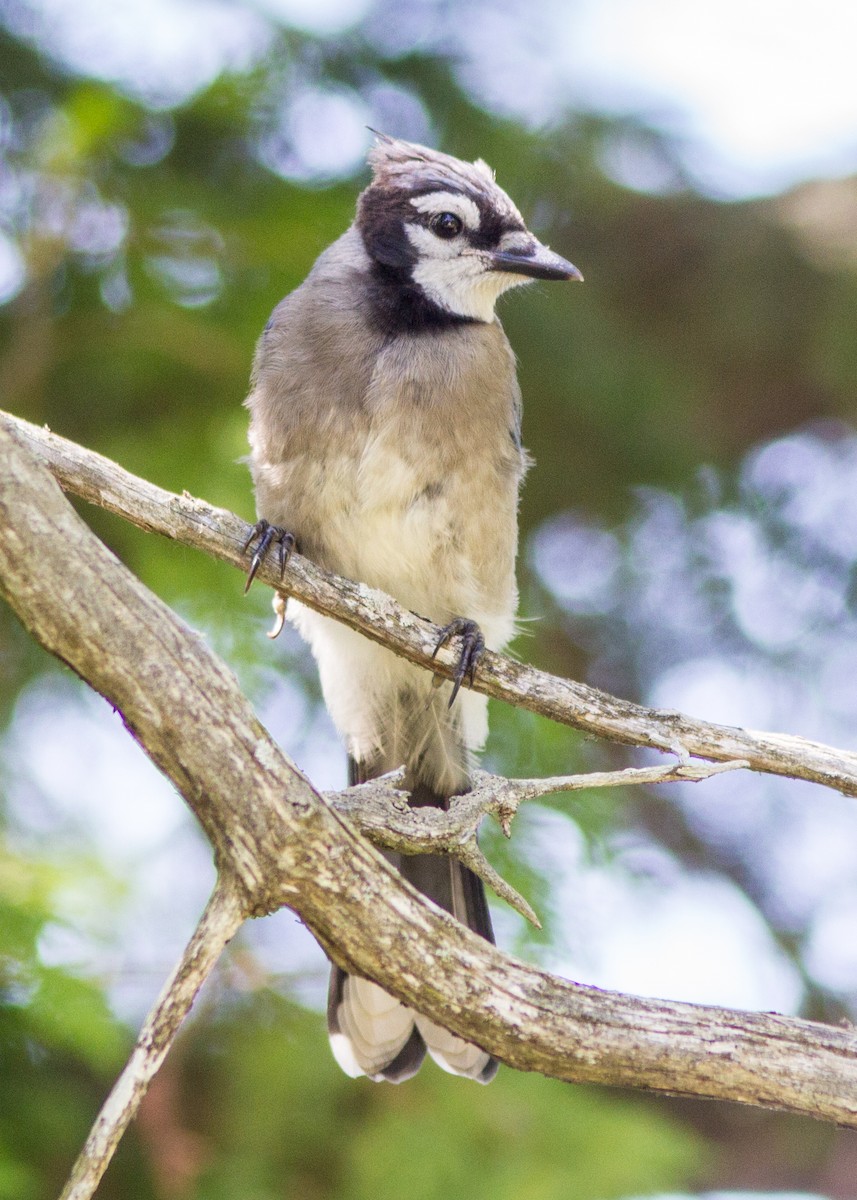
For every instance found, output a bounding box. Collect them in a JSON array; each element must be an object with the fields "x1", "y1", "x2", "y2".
[{"x1": 327, "y1": 756, "x2": 498, "y2": 1084}]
